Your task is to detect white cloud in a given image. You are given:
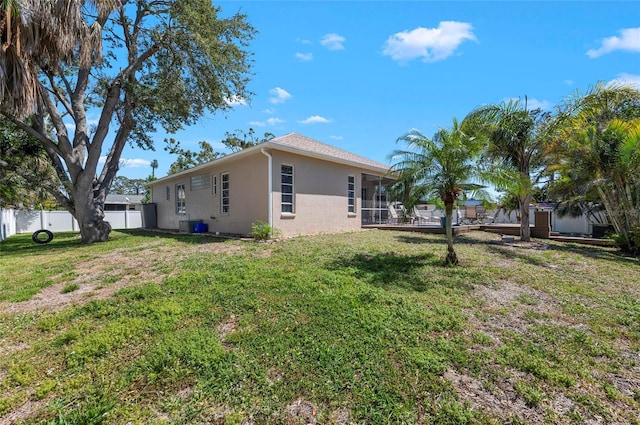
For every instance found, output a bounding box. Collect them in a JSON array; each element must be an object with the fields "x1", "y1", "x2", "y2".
[
  {"x1": 381, "y1": 21, "x2": 476, "y2": 63},
  {"x1": 608, "y1": 73, "x2": 640, "y2": 89},
  {"x1": 121, "y1": 158, "x2": 152, "y2": 168},
  {"x1": 99, "y1": 156, "x2": 151, "y2": 168},
  {"x1": 564, "y1": 80, "x2": 574, "y2": 86},
  {"x1": 263, "y1": 108, "x2": 275, "y2": 114},
  {"x1": 267, "y1": 117, "x2": 285, "y2": 125},
  {"x1": 587, "y1": 27, "x2": 640, "y2": 58},
  {"x1": 504, "y1": 97, "x2": 552, "y2": 111},
  {"x1": 297, "y1": 38, "x2": 313, "y2": 45},
  {"x1": 297, "y1": 115, "x2": 332, "y2": 124},
  {"x1": 224, "y1": 95, "x2": 247, "y2": 106},
  {"x1": 320, "y1": 33, "x2": 346, "y2": 50},
  {"x1": 295, "y1": 52, "x2": 314, "y2": 61},
  {"x1": 525, "y1": 98, "x2": 552, "y2": 111},
  {"x1": 330, "y1": 135, "x2": 343, "y2": 140},
  {"x1": 269, "y1": 87, "x2": 292, "y2": 104},
  {"x1": 249, "y1": 117, "x2": 285, "y2": 127}
]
